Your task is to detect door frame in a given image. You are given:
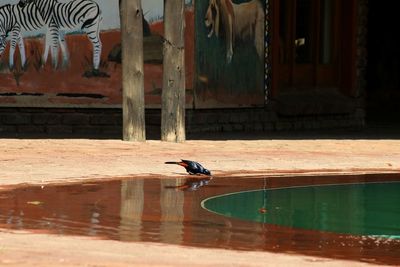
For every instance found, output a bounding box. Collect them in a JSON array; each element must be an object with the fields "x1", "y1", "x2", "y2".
[{"x1": 270, "y1": 0, "x2": 359, "y2": 98}]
